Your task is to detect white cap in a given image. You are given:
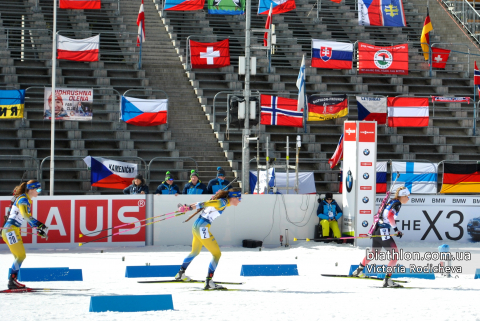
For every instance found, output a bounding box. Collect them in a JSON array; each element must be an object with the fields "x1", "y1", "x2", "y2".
[{"x1": 398, "y1": 188, "x2": 410, "y2": 197}]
